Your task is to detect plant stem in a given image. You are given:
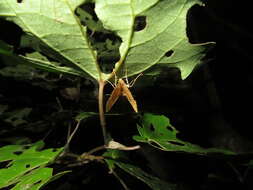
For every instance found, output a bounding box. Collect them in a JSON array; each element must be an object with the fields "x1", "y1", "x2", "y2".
[
  {"x1": 98, "y1": 79, "x2": 108, "y2": 144},
  {"x1": 111, "y1": 170, "x2": 130, "y2": 190},
  {"x1": 80, "y1": 145, "x2": 106, "y2": 158},
  {"x1": 64, "y1": 120, "x2": 81, "y2": 152}
]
